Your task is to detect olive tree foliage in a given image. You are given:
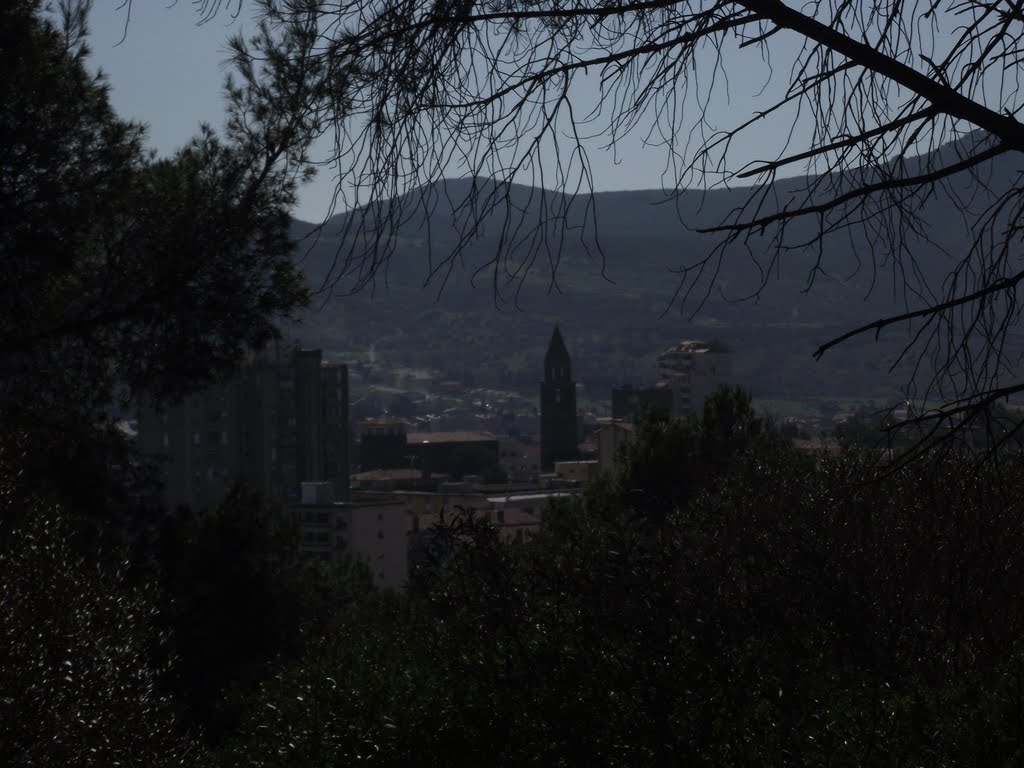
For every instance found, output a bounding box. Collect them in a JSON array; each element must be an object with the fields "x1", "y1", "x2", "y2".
[
  {"x1": 0, "y1": 480, "x2": 199, "y2": 766},
  {"x1": 187, "y1": 0, "x2": 1024, "y2": 448}
]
